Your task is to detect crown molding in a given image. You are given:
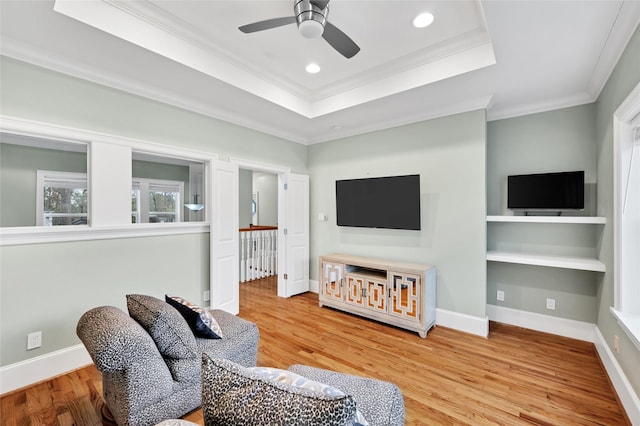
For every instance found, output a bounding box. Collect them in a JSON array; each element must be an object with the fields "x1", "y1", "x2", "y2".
[
  {"x1": 0, "y1": 41, "x2": 308, "y2": 144},
  {"x1": 308, "y1": 94, "x2": 494, "y2": 144},
  {"x1": 52, "y1": 0, "x2": 495, "y2": 120},
  {"x1": 587, "y1": 1, "x2": 640, "y2": 100},
  {"x1": 53, "y1": 0, "x2": 314, "y2": 117},
  {"x1": 486, "y1": 92, "x2": 595, "y2": 122}
]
